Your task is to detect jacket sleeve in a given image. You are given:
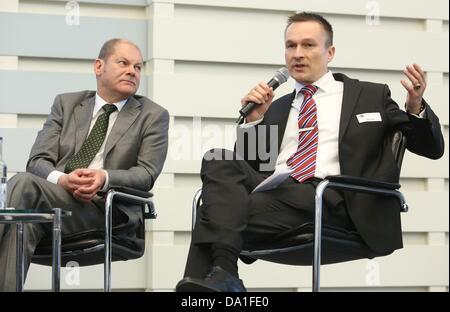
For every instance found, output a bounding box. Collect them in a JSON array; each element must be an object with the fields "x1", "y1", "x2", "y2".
[
  {"x1": 384, "y1": 85, "x2": 444, "y2": 160},
  {"x1": 107, "y1": 108, "x2": 170, "y2": 191},
  {"x1": 26, "y1": 94, "x2": 64, "y2": 179}
]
